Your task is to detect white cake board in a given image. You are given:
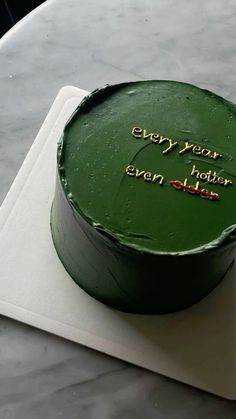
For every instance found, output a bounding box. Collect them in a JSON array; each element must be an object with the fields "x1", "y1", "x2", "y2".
[{"x1": 0, "y1": 86, "x2": 236, "y2": 400}]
